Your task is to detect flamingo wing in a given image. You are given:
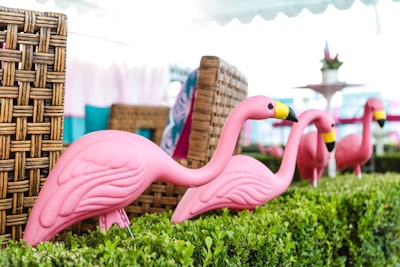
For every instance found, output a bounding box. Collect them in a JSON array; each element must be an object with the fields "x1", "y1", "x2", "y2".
[
  {"x1": 335, "y1": 134, "x2": 363, "y2": 171},
  {"x1": 172, "y1": 155, "x2": 274, "y2": 222},
  {"x1": 36, "y1": 132, "x2": 148, "y2": 229}
]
